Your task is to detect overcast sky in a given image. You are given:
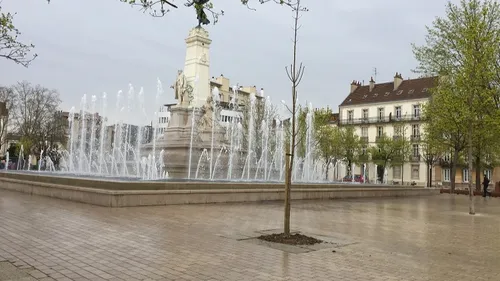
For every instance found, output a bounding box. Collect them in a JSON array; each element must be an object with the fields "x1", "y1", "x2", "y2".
[{"x1": 0, "y1": 0, "x2": 454, "y2": 123}]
